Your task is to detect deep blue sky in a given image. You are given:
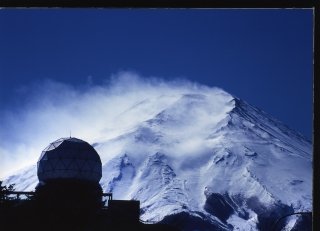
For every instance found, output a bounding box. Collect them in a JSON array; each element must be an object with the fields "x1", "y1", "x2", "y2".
[{"x1": 0, "y1": 9, "x2": 313, "y2": 140}]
